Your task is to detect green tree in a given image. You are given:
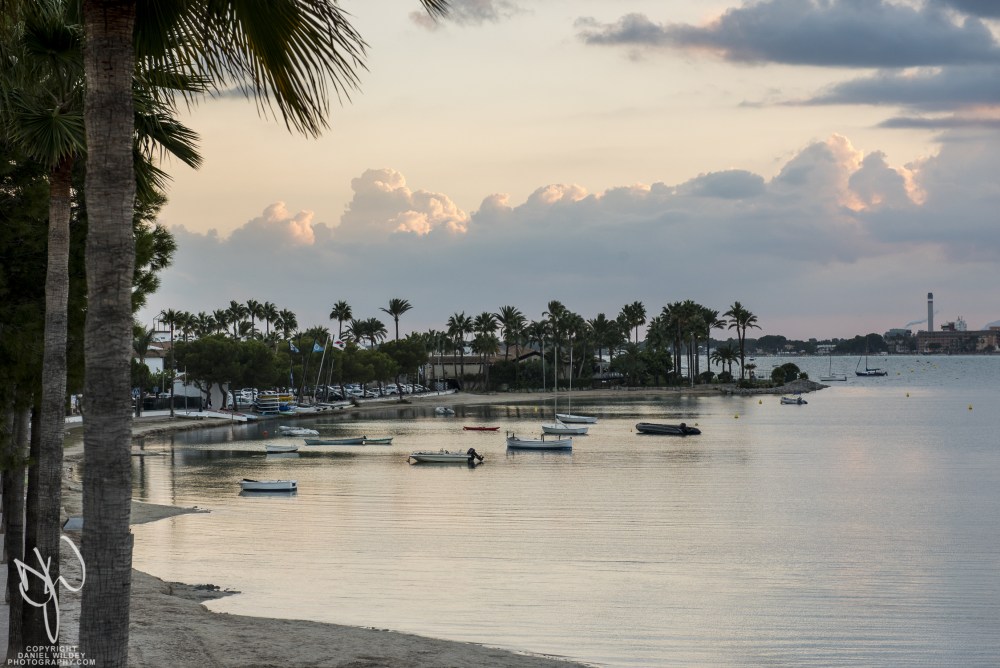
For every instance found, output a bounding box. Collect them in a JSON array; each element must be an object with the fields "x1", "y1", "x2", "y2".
[
  {"x1": 158, "y1": 308, "x2": 182, "y2": 416},
  {"x1": 446, "y1": 311, "x2": 473, "y2": 384},
  {"x1": 724, "y1": 301, "x2": 760, "y2": 381},
  {"x1": 173, "y1": 335, "x2": 240, "y2": 406},
  {"x1": 380, "y1": 297, "x2": 412, "y2": 342},
  {"x1": 329, "y1": 299, "x2": 352, "y2": 343}
]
